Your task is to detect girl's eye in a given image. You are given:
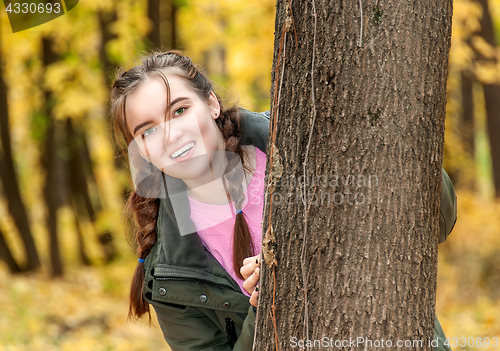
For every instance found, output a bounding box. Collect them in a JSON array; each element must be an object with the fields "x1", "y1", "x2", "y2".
[
  {"x1": 174, "y1": 107, "x2": 186, "y2": 116},
  {"x1": 143, "y1": 127, "x2": 156, "y2": 137}
]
